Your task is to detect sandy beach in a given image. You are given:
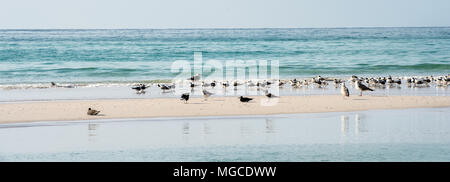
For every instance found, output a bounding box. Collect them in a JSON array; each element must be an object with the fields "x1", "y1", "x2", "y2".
[{"x1": 1, "y1": 95, "x2": 449, "y2": 124}]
